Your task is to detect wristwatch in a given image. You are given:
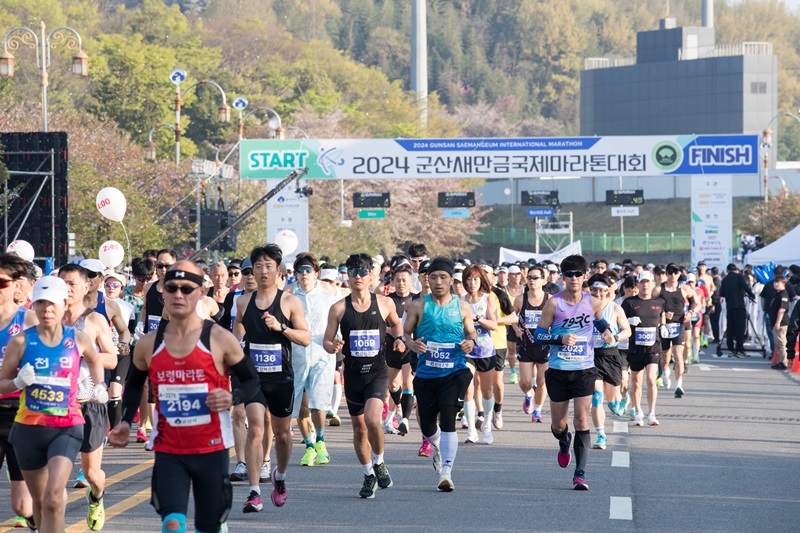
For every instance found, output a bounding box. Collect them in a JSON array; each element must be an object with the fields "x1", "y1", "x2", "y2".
[
  {"x1": 280, "y1": 323, "x2": 288, "y2": 332},
  {"x1": 397, "y1": 335, "x2": 407, "y2": 344}
]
